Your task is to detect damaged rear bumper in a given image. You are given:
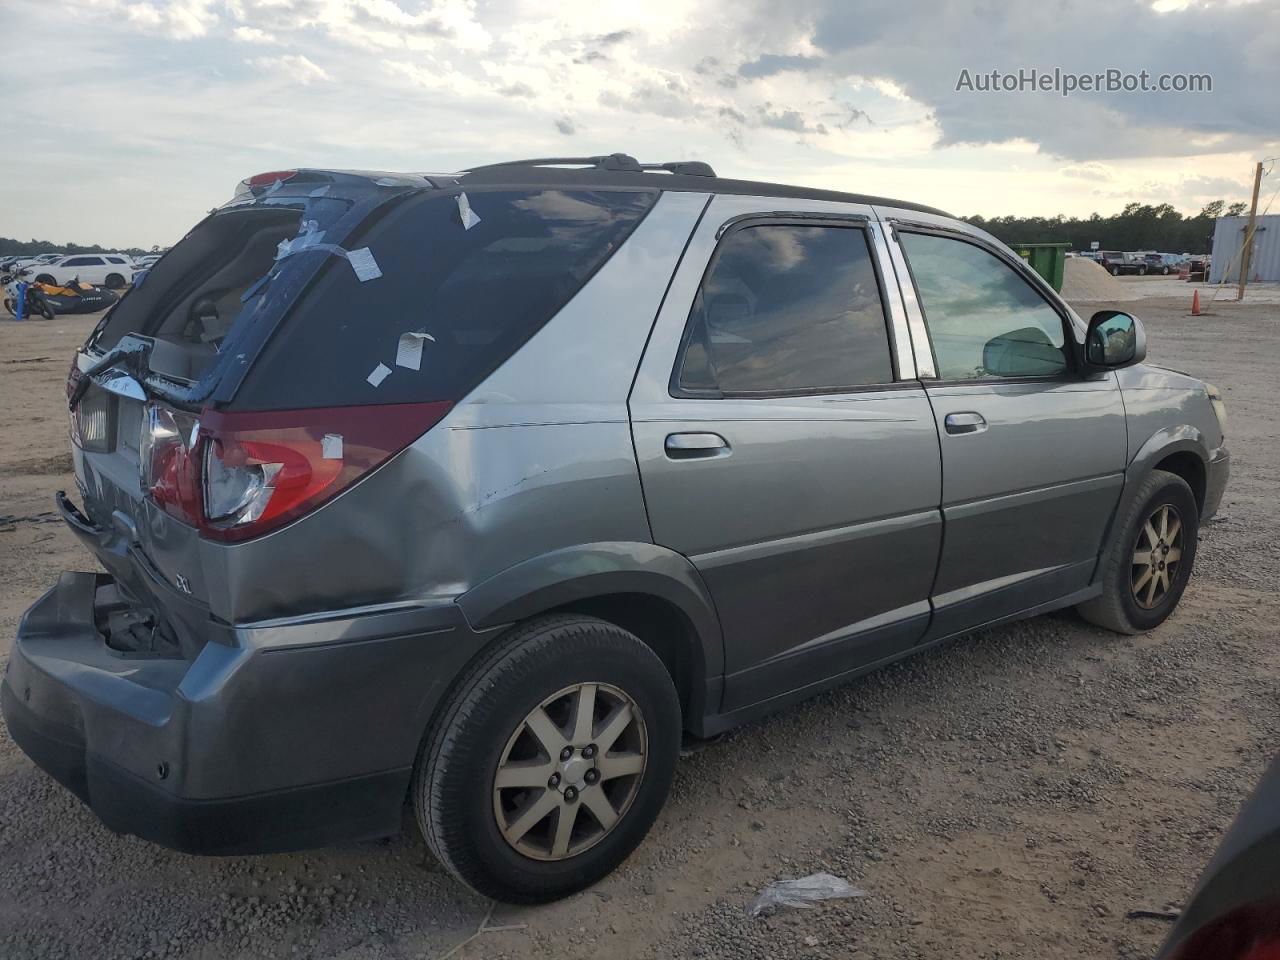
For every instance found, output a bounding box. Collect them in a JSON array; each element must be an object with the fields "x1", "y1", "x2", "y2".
[{"x1": 2, "y1": 571, "x2": 496, "y2": 855}]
